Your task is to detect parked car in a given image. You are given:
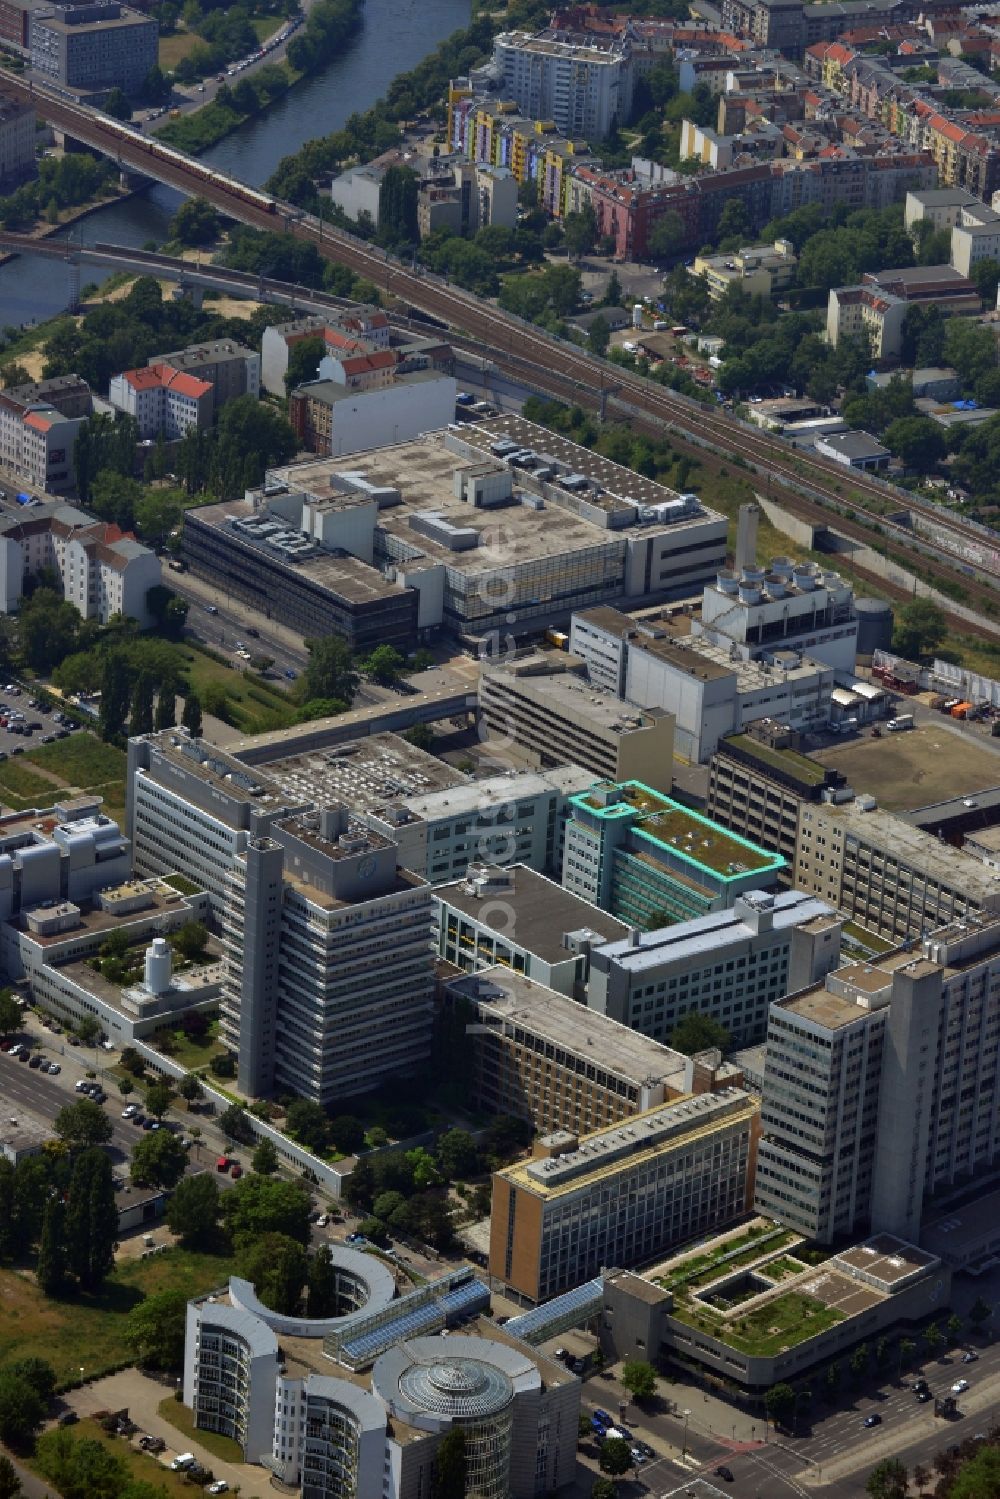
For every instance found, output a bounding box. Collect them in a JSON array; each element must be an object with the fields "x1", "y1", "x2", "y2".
[
  {"x1": 963, "y1": 1351, "x2": 978, "y2": 1364},
  {"x1": 917, "y1": 1390, "x2": 933, "y2": 1403},
  {"x1": 714, "y1": 1468, "x2": 734, "y2": 1483},
  {"x1": 48, "y1": 1062, "x2": 60, "y2": 1074},
  {"x1": 592, "y1": 1410, "x2": 613, "y2": 1427},
  {"x1": 952, "y1": 1380, "x2": 970, "y2": 1395},
  {"x1": 864, "y1": 1414, "x2": 882, "y2": 1428}
]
